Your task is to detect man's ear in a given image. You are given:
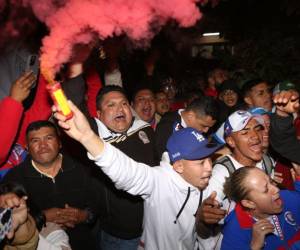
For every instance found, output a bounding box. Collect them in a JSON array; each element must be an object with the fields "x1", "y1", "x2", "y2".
[
  {"x1": 185, "y1": 110, "x2": 196, "y2": 123},
  {"x1": 96, "y1": 110, "x2": 101, "y2": 119},
  {"x1": 173, "y1": 160, "x2": 184, "y2": 174},
  {"x1": 225, "y1": 136, "x2": 235, "y2": 148},
  {"x1": 241, "y1": 199, "x2": 256, "y2": 210}
]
